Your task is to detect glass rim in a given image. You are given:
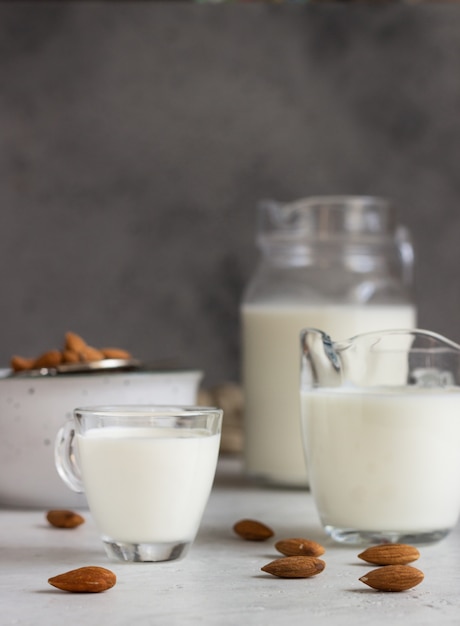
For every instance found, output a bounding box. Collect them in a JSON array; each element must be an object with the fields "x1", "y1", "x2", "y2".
[
  {"x1": 73, "y1": 405, "x2": 223, "y2": 419},
  {"x1": 300, "y1": 327, "x2": 460, "y2": 353}
]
